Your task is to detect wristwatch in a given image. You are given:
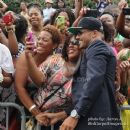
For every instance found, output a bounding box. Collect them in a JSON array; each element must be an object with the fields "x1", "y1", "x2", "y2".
[{"x1": 70, "y1": 109, "x2": 80, "y2": 119}]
